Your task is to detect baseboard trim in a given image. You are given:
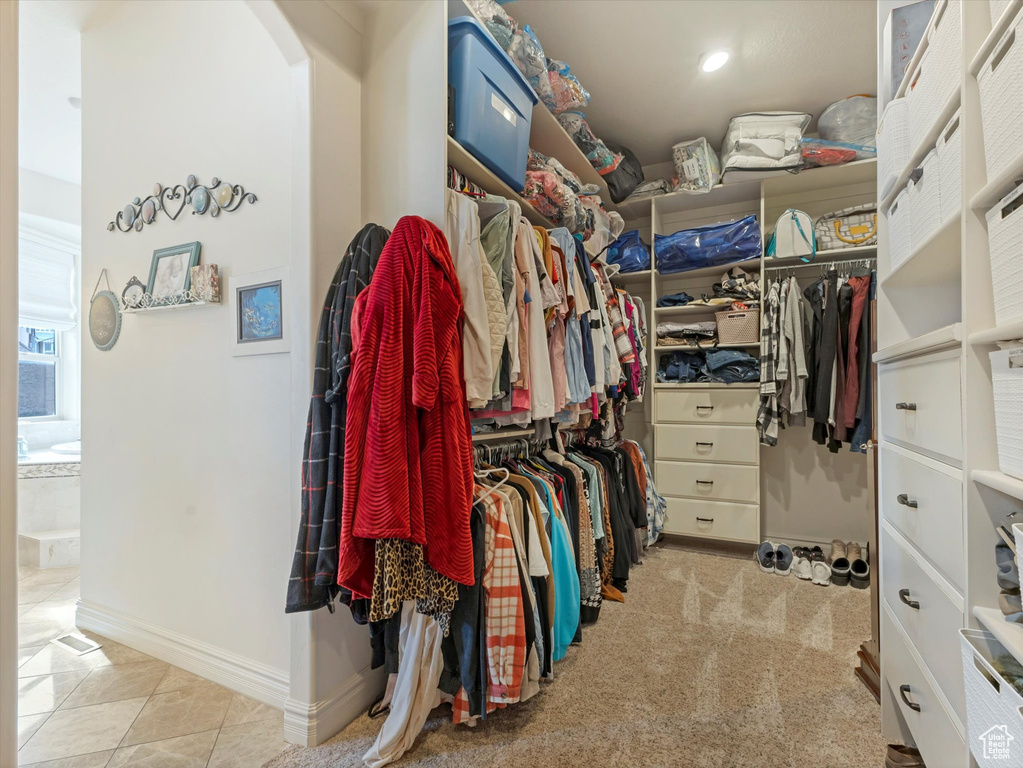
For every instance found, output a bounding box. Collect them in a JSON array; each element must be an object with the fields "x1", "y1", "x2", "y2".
[
  {"x1": 76, "y1": 600, "x2": 289, "y2": 709},
  {"x1": 283, "y1": 667, "x2": 383, "y2": 746}
]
